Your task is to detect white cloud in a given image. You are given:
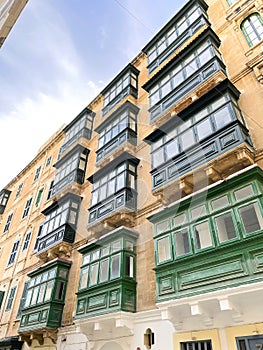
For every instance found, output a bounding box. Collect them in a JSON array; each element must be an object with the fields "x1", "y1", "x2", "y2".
[{"x1": 0, "y1": 1, "x2": 101, "y2": 189}]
